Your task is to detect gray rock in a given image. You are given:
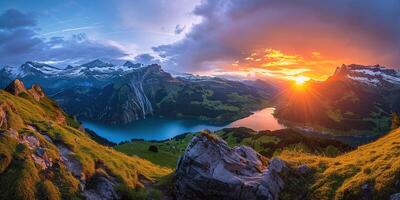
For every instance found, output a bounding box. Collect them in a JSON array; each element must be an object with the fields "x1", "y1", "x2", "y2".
[
  {"x1": 57, "y1": 144, "x2": 85, "y2": 182},
  {"x1": 297, "y1": 164, "x2": 311, "y2": 175},
  {"x1": 391, "y1": 193, "x2": 400, "y2": 200},
  {"x1": 175, "y1": 133, "x2": 287, "y2": 200},
  {"x1": 83, "y1": 174, "x2": 119, "y2": 200}
]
